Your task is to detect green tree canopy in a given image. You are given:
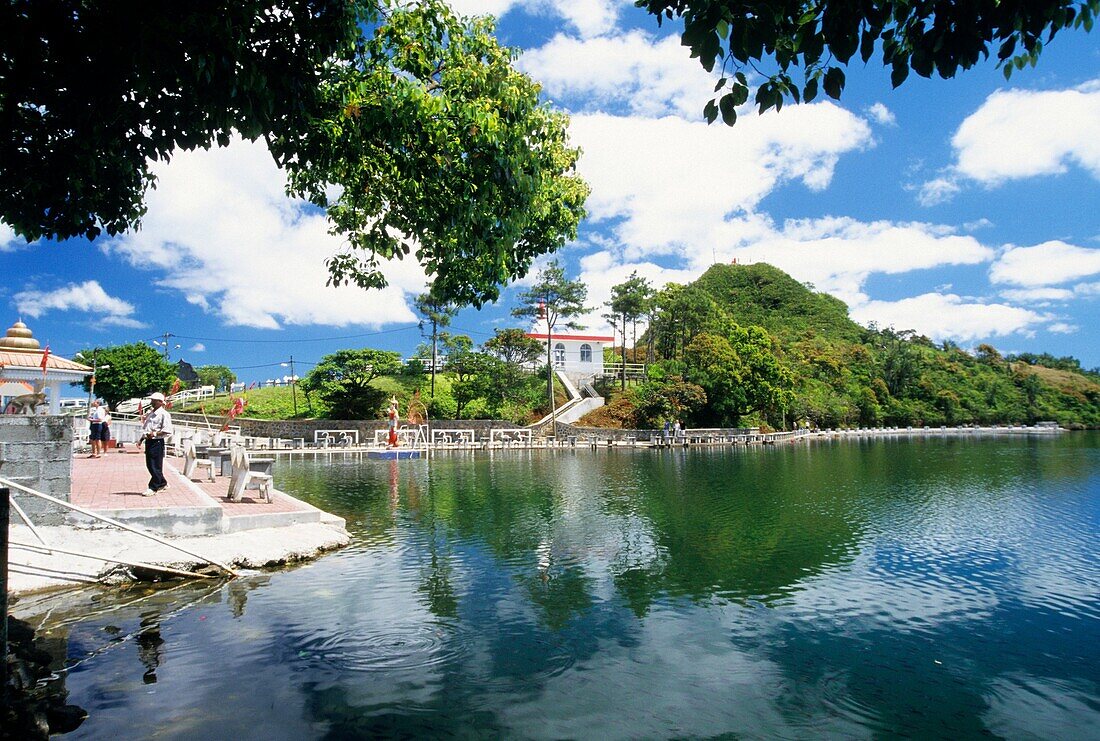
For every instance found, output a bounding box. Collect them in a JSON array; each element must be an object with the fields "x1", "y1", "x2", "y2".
[
  {"x1": 78, "y1": 344, "x2": 176, "y2": 409},
  {"x1": 447, "y1": 351, "x2": 504, "y2": 419},
  {"x1": 683, "y1": 327, "x2": 794, "y2": 425},
  {"x1": 195, "y1": 365, "x2": 238, "y2": 391},
  {"x1": 512, "y1": 259, "x2": 590, "y2": 422},
  {"x1": 2, "y1": 0, "x2": 588, "y2": 306},
  {"x1": 634, "y1": 0, "x2": 1098, "y2": 125},
  {"x1": 608, "y1": 271, "x2": 653, "y2": 355},
  {"x1": 300, "y1": 348, "x2": 402, "y2": 418},
  {"x1": 483, "y1": 328, "x2": 543, "y2": 367}
]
